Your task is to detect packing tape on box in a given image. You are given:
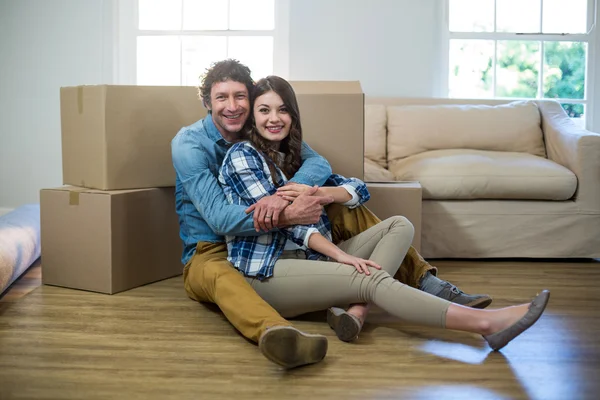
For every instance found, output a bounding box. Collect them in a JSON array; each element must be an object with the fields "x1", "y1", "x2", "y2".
[
  {"x1": 68, "y1": 187, "x2": 89, "y2": 206},
  {"x1": 78, "y1": 86, "x2": 84, "y2": 114}
]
